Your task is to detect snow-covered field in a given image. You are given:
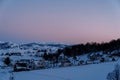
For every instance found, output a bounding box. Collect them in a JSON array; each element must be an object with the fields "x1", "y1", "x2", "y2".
[{"x1": 1, "y1": 60, "x2": 119, "y2": 80}]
